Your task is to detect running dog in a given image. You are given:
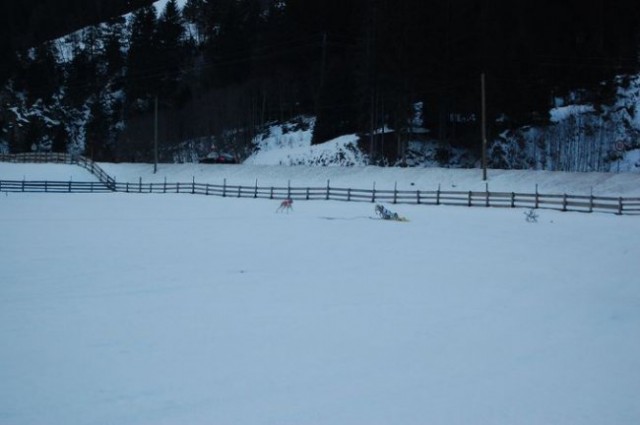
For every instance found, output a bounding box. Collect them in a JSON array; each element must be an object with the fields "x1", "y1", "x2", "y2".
[{"x1": 276, "y1": 198, "x2": 293, "y2": 213}]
